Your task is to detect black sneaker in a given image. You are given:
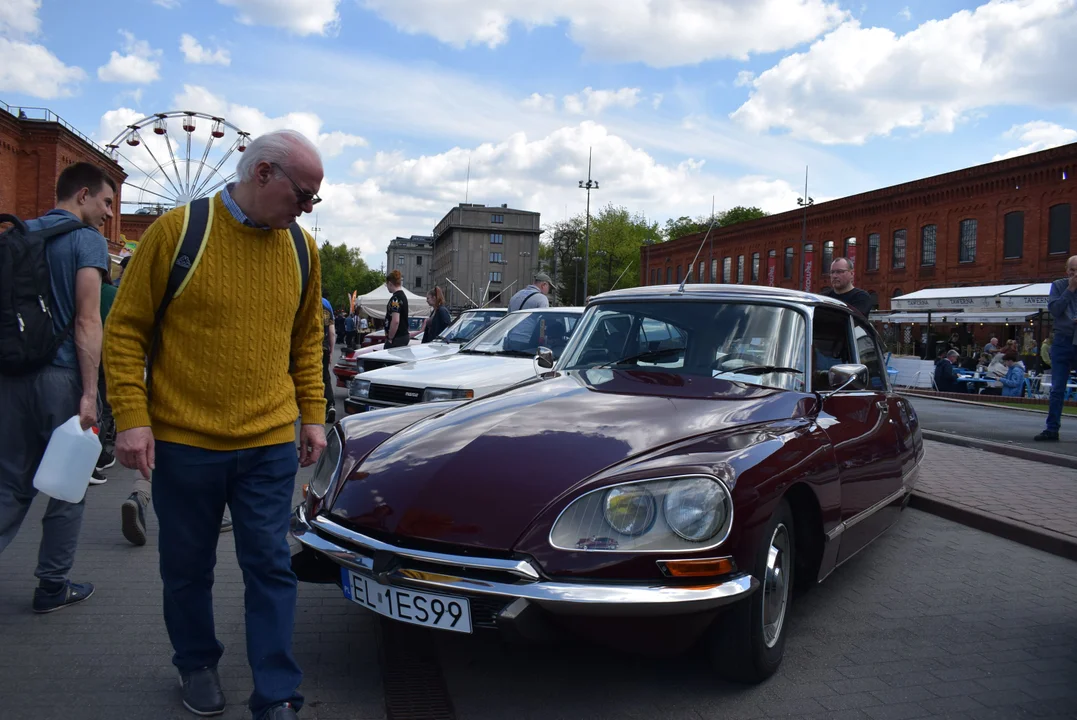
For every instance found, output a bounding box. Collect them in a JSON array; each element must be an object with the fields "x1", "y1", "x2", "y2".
[
  {"x1": 89, "y1": 469, "x2": 107, "y2": 486},
  {"x1": 326, "y1": 406, "x2": 337, "y2": 424},
  {"x1": 261, "y1": 703, "x2": 299, "y2": 720},
  {"x1": 1034, "y1": 430, "x2": 1060, "y2": 442},
  {"x1": 121, "y1": 493, "x2": 147, "y2": 546},
  {"x1": 32, "y1": 581, "x2": 94, "y2": 613},
  {"x1": 179, "y1": 667, "x2": 226, "y2": 716},
  {"x1": 96, "y1": 449, "x2": 116, "y2": 472}
]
